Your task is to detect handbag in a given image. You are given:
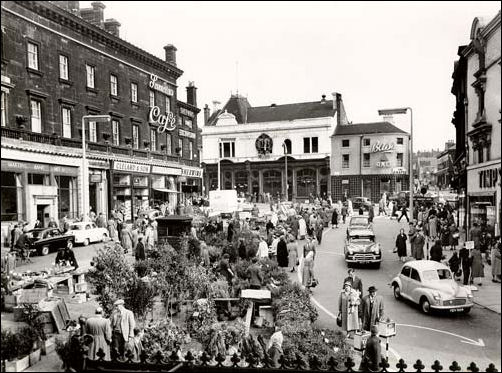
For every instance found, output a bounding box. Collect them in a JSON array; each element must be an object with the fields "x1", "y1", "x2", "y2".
[{"x1": 336, "y1": 312, "x2": 342, "y2": 327}]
